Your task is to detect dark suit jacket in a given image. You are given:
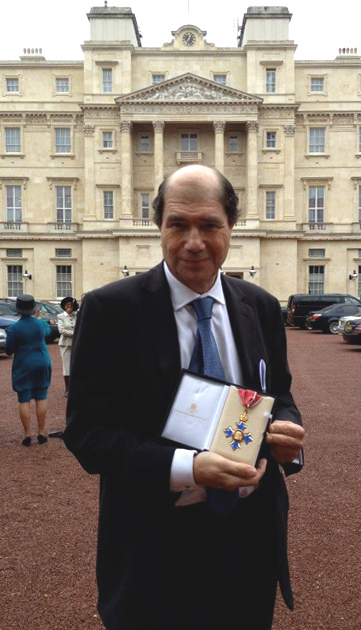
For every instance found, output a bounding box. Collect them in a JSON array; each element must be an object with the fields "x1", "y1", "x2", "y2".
[{"x1": 64, "y1": 263, "x2": 303, "y2": 630}]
